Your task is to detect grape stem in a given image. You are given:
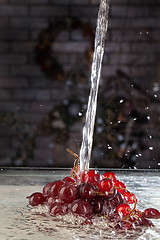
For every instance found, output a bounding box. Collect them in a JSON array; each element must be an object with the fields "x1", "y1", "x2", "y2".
[
  {"x1": 66, "y1": 148, "x2": 79, "y2": 160},
  {"x1": 67, "y1": 148, "x2": 80, "y2": 179}
]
